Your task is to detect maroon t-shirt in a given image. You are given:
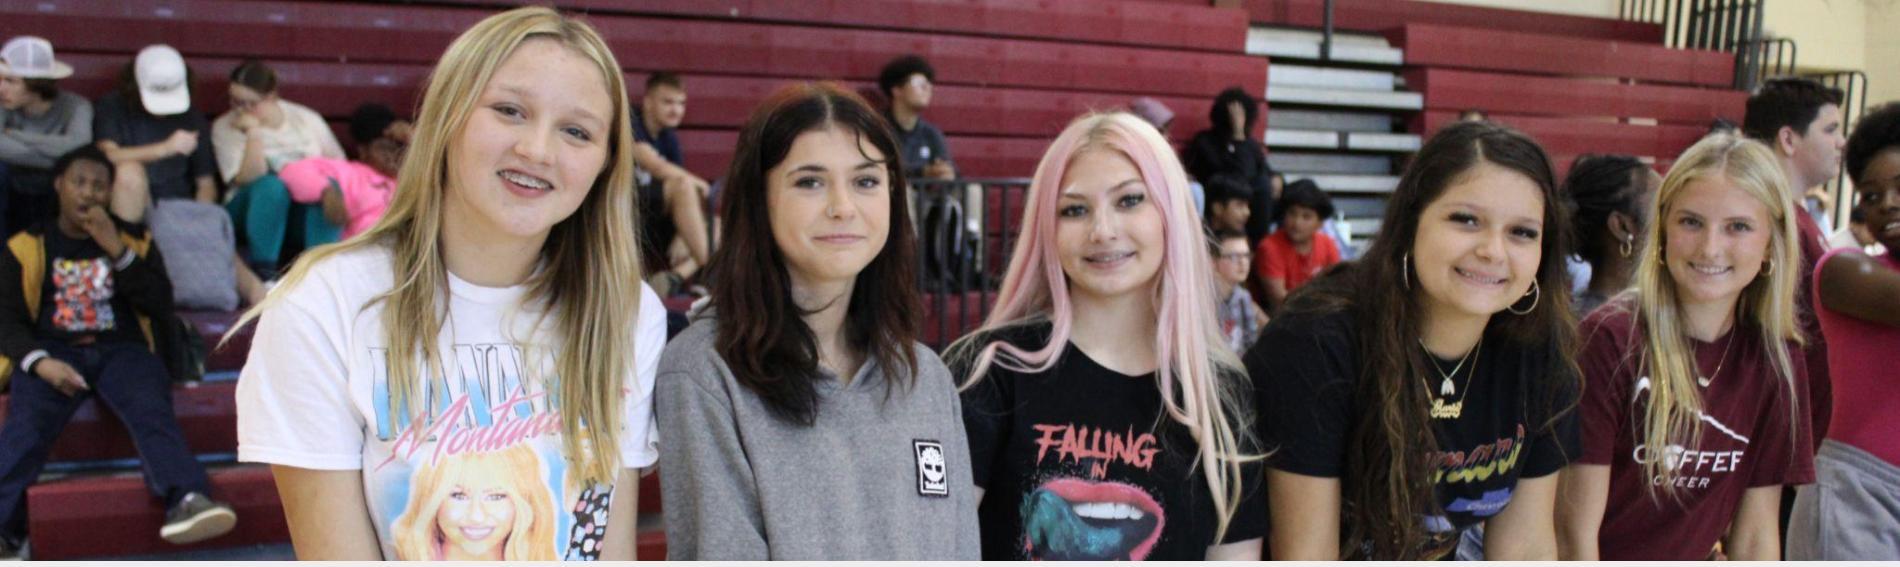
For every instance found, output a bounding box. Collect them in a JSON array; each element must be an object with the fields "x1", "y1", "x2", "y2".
[
  {"x1": 1794, "y1": 205, "x2": 1830, "y2": 449},
  {"x1": 1577, "y1": 298, "x2": 1816, "y2": 560}
]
